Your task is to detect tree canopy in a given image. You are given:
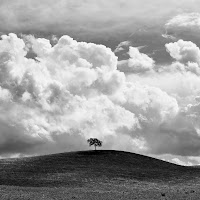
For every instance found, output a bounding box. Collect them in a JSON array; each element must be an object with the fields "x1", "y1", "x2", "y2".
[{"x1": 87, "y1": 138, "x2": 102, "y2": 150}]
